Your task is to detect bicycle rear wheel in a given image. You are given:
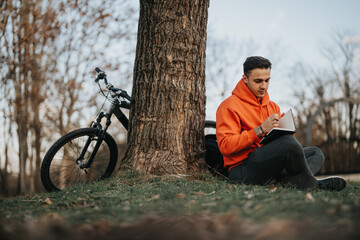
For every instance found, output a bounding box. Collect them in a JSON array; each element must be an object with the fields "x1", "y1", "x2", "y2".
[
  {"x1": 205, "y1": 120, "x2": 216, "y2": 136},
  {"x1": 41, "y1": 128, "x2": 118, "y2": 192}
]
